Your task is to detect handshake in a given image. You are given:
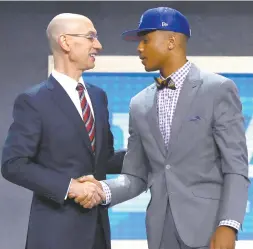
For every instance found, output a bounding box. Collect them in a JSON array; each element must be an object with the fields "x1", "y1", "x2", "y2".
[{"x1": 67, "y1": 175, "x2": 106, "y2": 209}]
